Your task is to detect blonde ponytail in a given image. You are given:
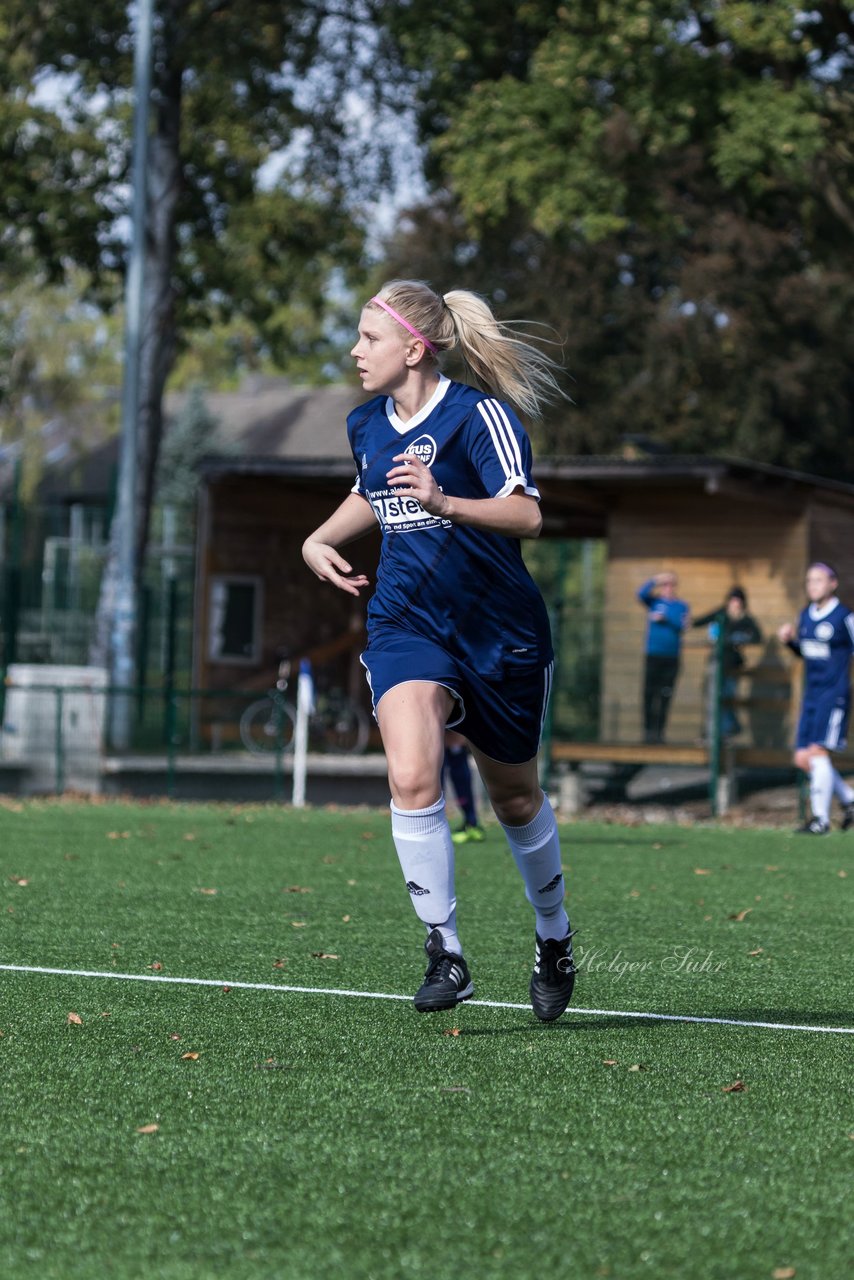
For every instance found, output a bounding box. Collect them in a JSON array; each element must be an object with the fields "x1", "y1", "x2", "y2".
[{"x1": 368, "y1": 280, "x2": 565, "y2": 419}]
